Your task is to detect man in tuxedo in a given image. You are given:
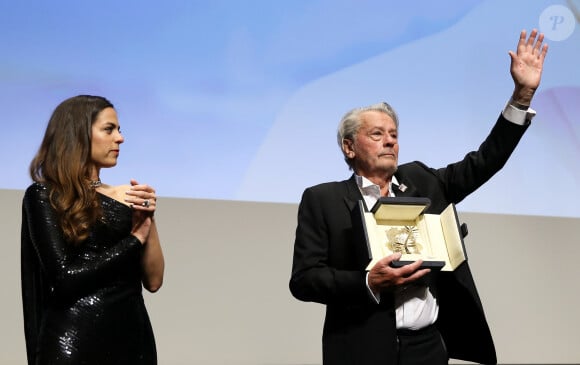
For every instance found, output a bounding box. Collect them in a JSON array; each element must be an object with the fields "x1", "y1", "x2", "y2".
[{"x1": 289, "y1": 29, "x2": 548, "y2": 365}]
